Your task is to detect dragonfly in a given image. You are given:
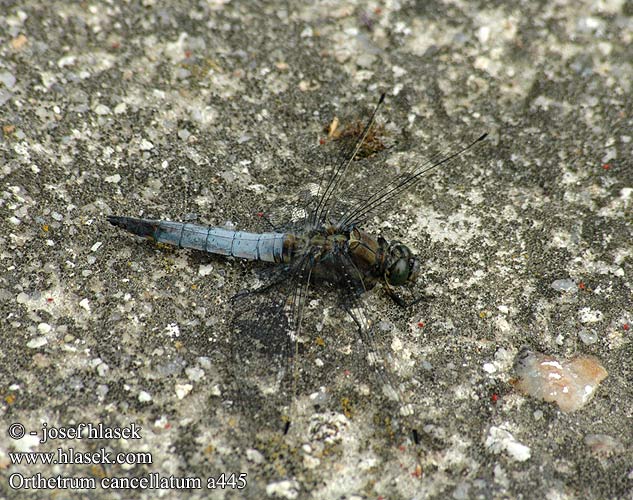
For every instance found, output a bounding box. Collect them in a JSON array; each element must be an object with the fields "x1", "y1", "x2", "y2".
[{"x1": 108, "y1": 93, "x2": 486, "y2": 440}]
